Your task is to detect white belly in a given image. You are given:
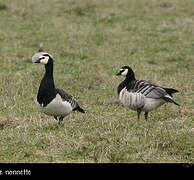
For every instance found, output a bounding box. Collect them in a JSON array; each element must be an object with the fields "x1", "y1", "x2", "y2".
[
  {"x1": 36, "y1": 94, "x2": 73, "y2": 116},
  {"x1": 143, "y1": 98, "x2": 165, "y2": 112}
]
